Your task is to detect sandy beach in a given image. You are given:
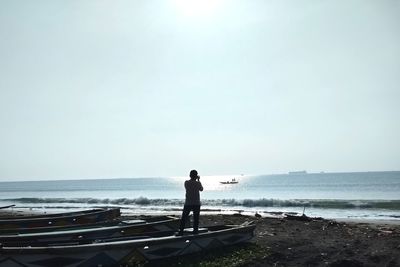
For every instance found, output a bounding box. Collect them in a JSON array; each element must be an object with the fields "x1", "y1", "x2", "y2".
[
  {"x1": 147, "y1": 213, "x2": 400, "y2": 267},
  {"x1": 197, "y1": 214, "x2": 400, "y2": 267},
  {"x1": 1, "y1": 210, "x2": 399, "y2": 267}
]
